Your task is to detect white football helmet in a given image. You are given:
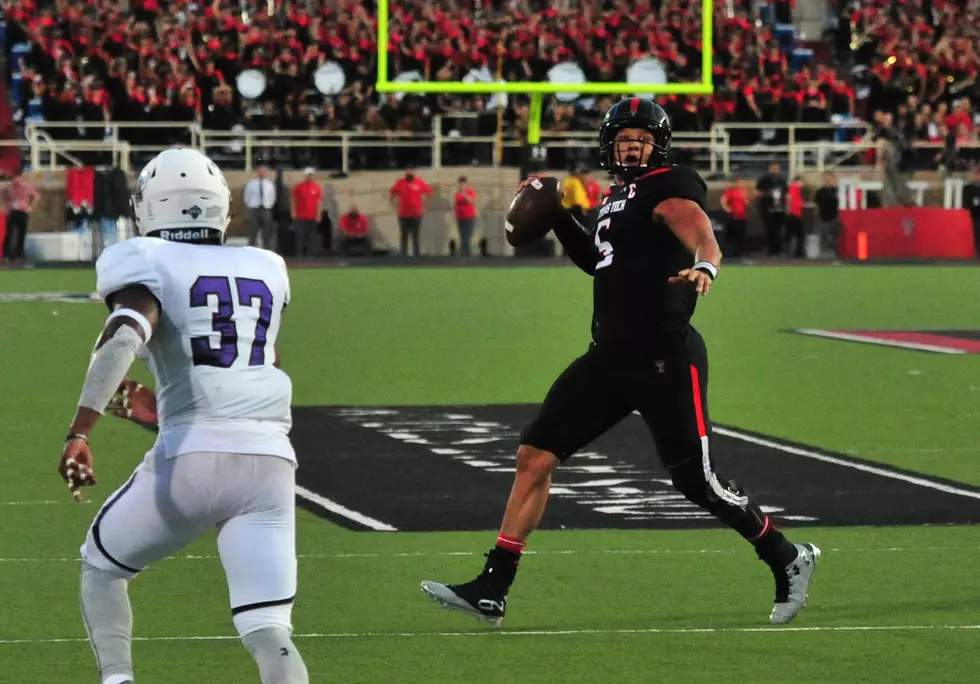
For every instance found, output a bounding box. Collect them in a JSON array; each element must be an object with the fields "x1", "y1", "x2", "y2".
[{"x1": 131, "y1": 147, "x2": 231, "y2": 243}]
